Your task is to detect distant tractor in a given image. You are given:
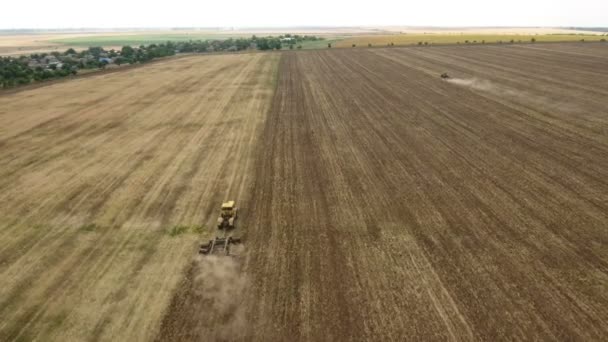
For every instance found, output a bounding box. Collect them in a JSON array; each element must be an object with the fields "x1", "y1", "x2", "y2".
[
  {"x1": 441, "y1": 73, "x2": 451, "y2": 79},
  {"x1": 217, "y1": 200, "x2": 237, "y2": 230}
]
